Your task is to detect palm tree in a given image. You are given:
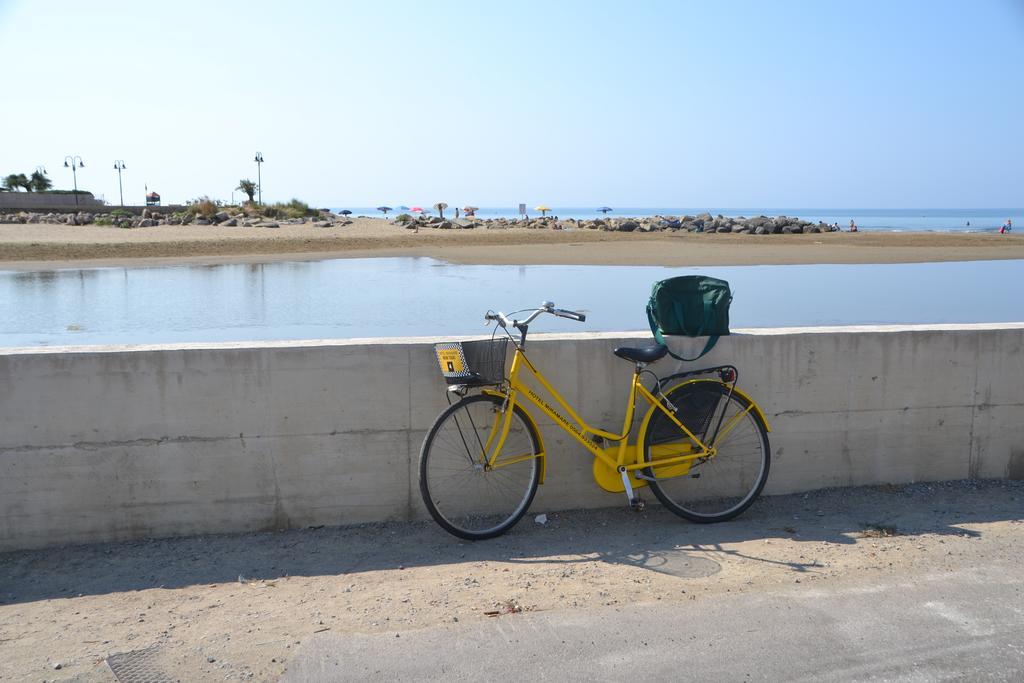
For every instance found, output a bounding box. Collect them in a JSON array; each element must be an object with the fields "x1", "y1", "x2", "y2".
[
  {"x1": 236, "y1": 179, "x2": 258, "y2": 203},
  {"x1": 29, "y1": 170, "x2": 52, "y2": 192},
  {"x1": 2, "y1": 173, "x2": 29, "y2": 192}
]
